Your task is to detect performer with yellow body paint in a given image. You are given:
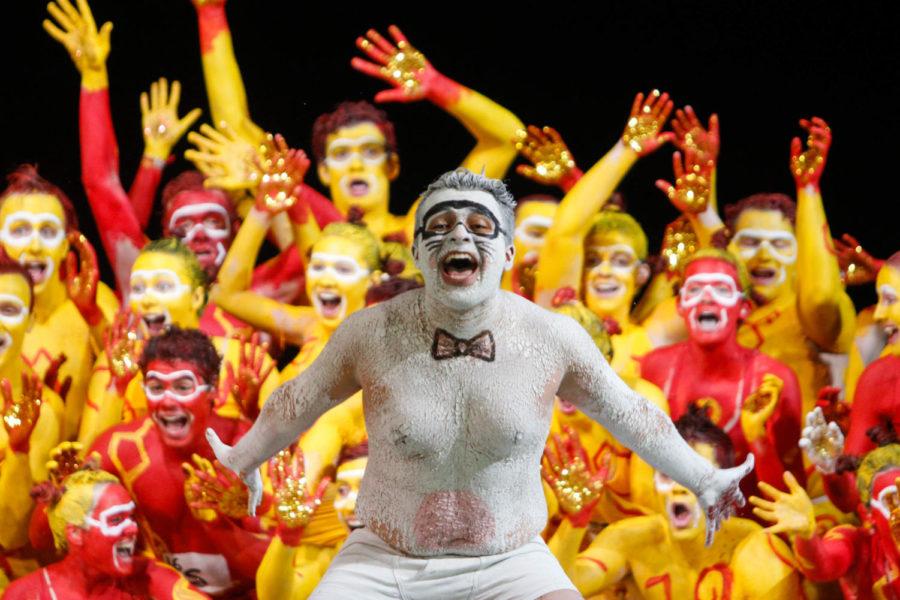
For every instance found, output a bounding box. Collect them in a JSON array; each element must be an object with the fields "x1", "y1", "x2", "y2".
[
  {"x1": 544, "y1": 410, "x2": 801, "y2": 600},
  {"x1": 77, "y1": 238, "x2": 279, "y2": 446},
  {"x1": 0, "y1": 166, "x2": 118, "y2": 440},
  {"x1": 189, "y1": 0, "x2": 523, "y2": 242}
]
